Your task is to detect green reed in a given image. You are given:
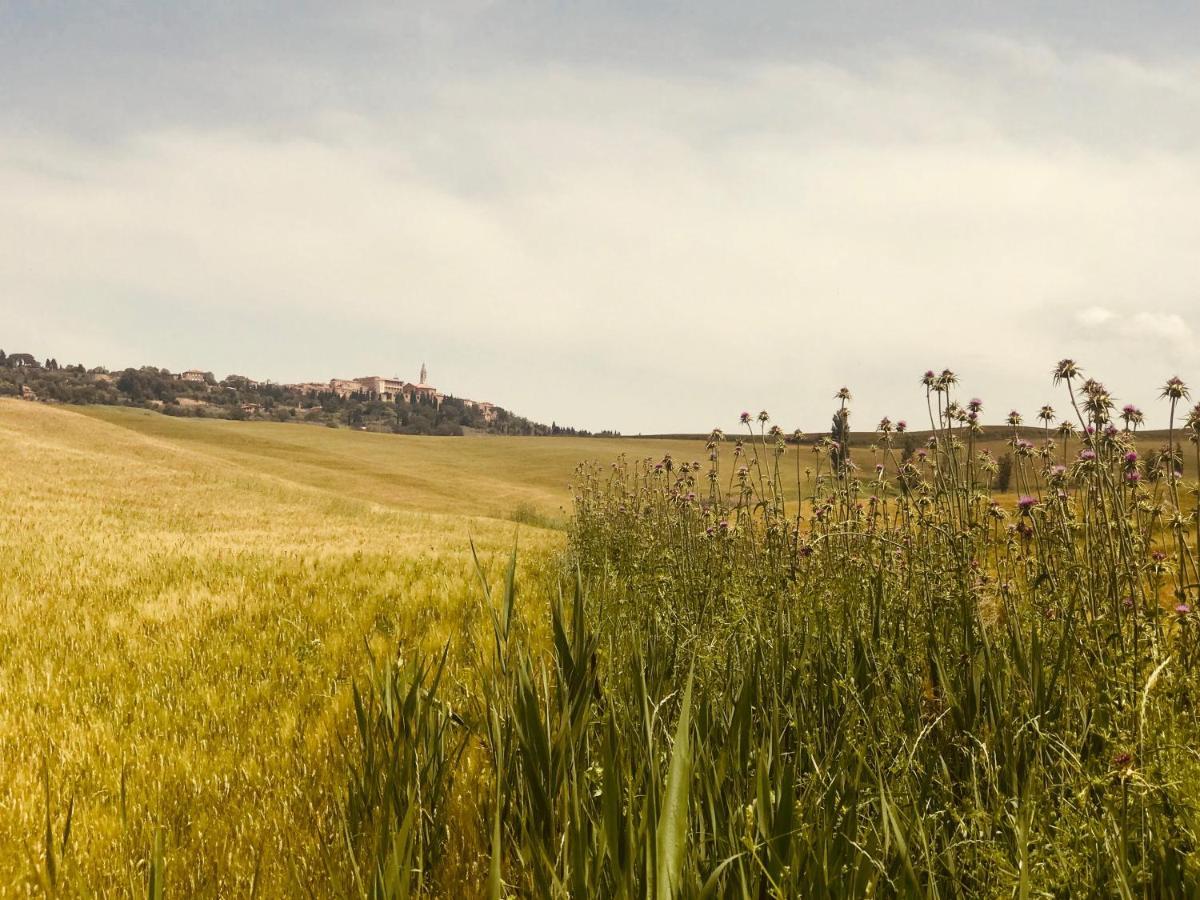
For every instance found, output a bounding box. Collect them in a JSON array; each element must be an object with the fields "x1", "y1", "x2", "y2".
[{"x1": 342, "y1": 360, "x2": 1200, "y2": 896}]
